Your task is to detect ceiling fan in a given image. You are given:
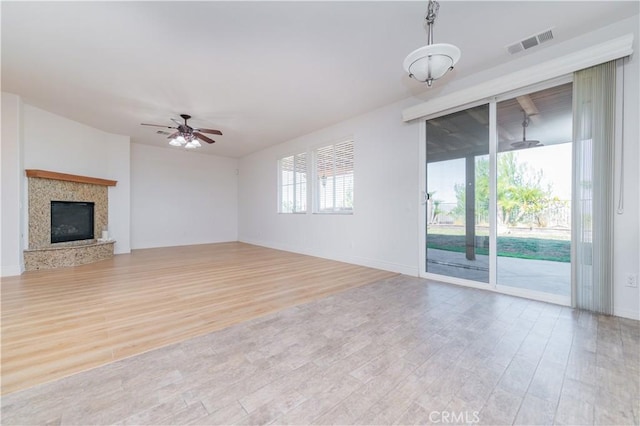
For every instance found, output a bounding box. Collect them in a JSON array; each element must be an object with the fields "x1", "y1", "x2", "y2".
[
  {"x1": 510, "y1": 111, "x2": 543, "y2": 149},
  {"x1": 141, "y1": 114, "x2": 222, "y2": 148}
]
